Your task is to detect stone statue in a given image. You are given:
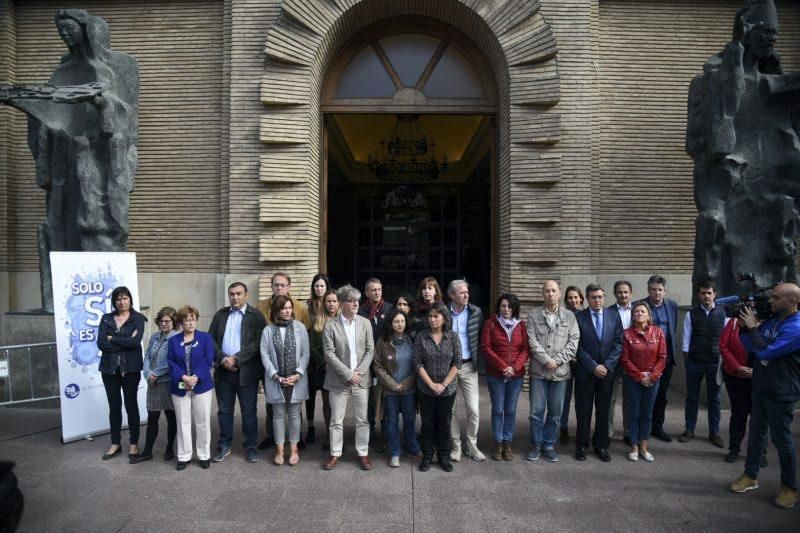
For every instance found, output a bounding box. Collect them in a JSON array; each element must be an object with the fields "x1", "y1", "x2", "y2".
[
  {"x1": 0, "y1": 9, "x2": 138, "y2": 312},
  {"x1": 686, "y1": 0, "x2": 800, "y2": 298}
]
